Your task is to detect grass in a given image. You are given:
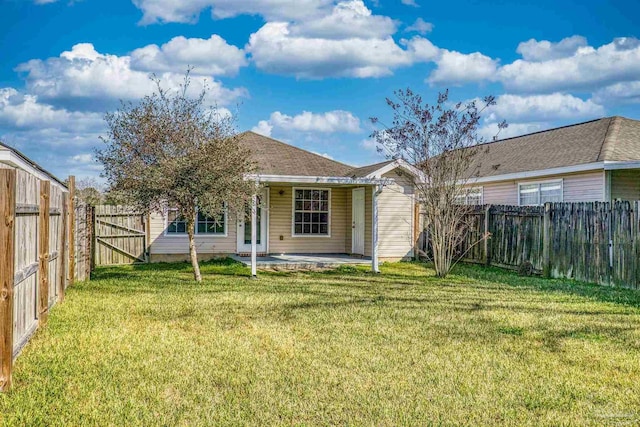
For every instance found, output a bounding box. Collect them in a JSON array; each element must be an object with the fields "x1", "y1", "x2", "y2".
[{"x1": 1, "y1": 260, "x2": 640, "y2": 426}]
